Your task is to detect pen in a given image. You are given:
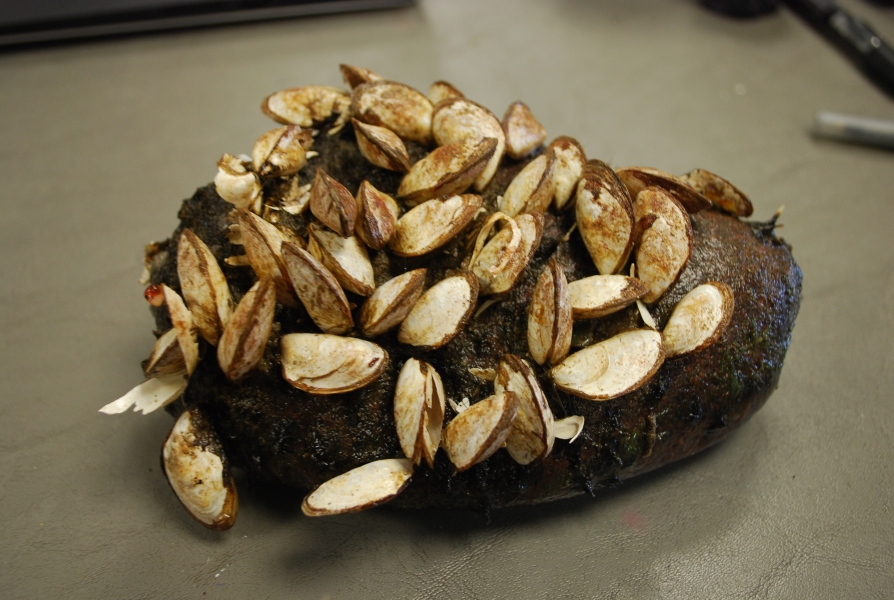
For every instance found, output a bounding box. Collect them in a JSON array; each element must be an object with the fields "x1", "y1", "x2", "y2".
[{"x1": 813, "y1": 110, "x2": 894, "y2": 149}]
